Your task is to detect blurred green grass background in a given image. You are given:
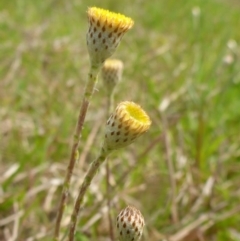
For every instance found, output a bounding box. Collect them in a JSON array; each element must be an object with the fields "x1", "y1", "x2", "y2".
[{"x1": 1, "y1": 0, "x2": 240, "y2": 240}]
